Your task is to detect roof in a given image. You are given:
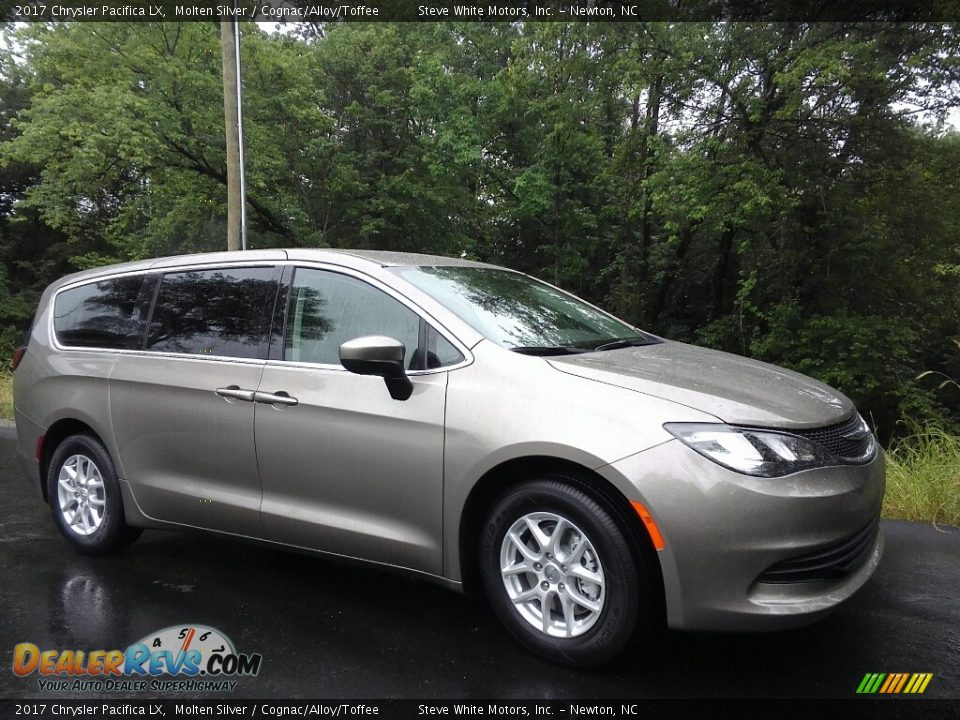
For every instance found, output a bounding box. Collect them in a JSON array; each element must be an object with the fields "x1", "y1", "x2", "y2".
[
  {"x1": 324, "y1": 249, "x2": 496, "y2": 268},
  {"x1": 45, "y1": 248, "x2": 501, "y2": 294}
]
